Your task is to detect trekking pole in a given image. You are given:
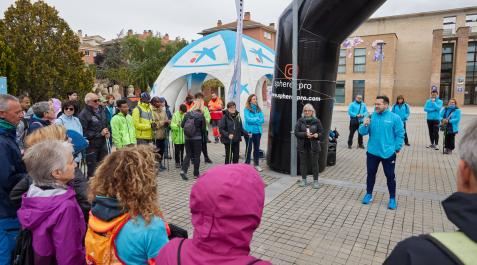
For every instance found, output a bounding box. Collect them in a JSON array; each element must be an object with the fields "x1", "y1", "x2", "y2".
[
  {"x1": 105, "y1": 136, "x2": 112, "y2": 154},
  {"x1": 229, "y1": 142, "x2": 233, "y2": 164},
  {"x1": 244, "y1": 134, "x2": 252, "y2": 163},
  {"x1": 443, "y1": 125, "x2": 446, "y2": 155}
]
